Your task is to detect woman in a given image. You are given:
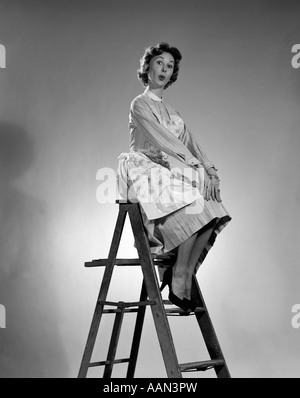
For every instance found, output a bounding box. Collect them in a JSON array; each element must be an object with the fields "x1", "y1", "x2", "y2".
[{"x1": 118, "y1": 42, "x2": 231, "y2": 313}]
